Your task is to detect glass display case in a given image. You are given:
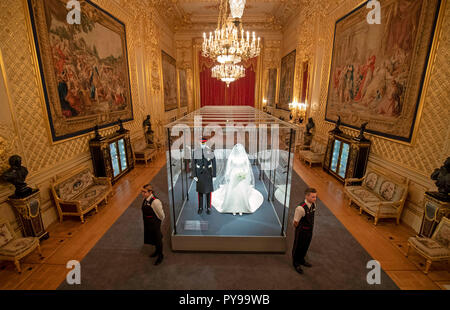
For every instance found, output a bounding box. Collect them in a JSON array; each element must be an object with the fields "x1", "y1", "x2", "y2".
[{"x1": 165, "y1": 106, "x2": 298, "y2": 252}]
